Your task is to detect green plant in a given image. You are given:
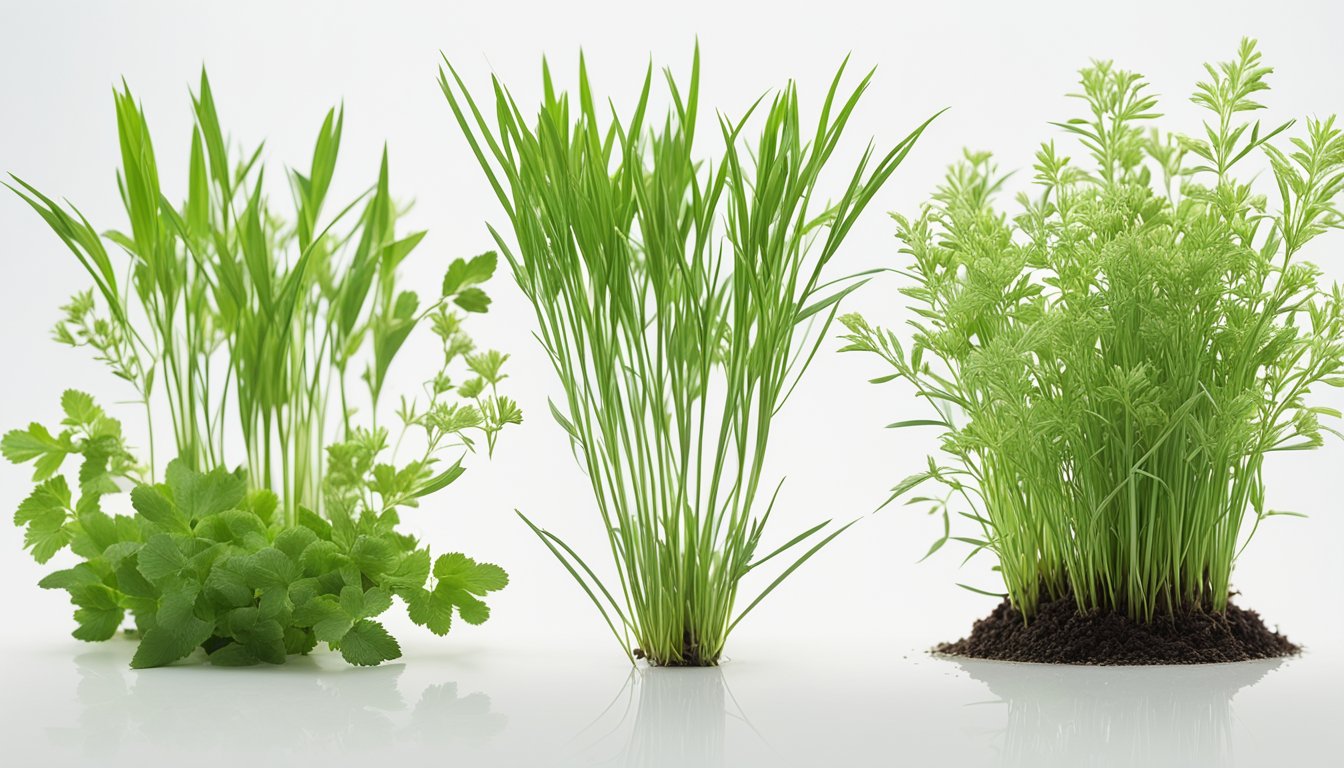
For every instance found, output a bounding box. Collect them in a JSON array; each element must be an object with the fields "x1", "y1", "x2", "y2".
[
  {"x1": 7, "y1": 395, "x2": 507, "y2": 667},
  {"x1": 441, "y1": 48, "x2": 936, "y2": 665},
  {"x1": 842, "y1": 39, "x2": 1344, "y2": 622},
  {"x1": 5, "y1": 71, "x2": 519, "y2": 667},
  {"x1": 9, "y1": 71, "x2": 518, "y2": 523}
]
